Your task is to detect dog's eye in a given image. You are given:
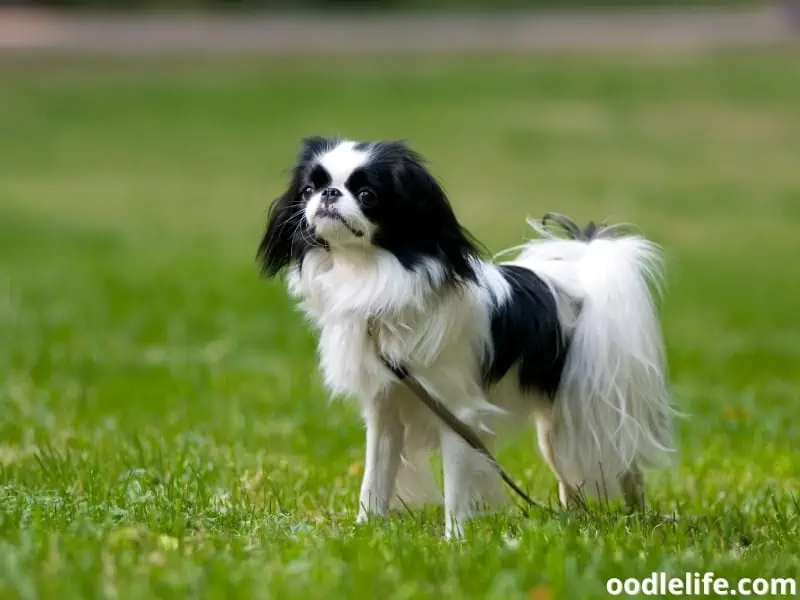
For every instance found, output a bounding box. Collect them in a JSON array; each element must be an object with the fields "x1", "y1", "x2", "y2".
[
  {"x1": 301, "y1": 186, "x2": 314, "y2": 200},
  {"x1": 357, "y1": 189, "x2": 375, "y2": 203}
]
